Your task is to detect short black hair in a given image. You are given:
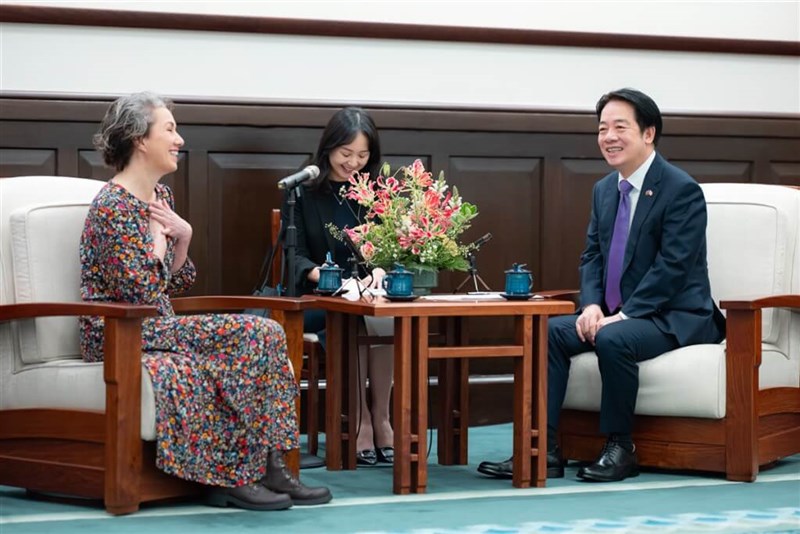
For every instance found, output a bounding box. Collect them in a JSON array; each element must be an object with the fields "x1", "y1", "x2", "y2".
[
  {"x1": 311, "y1": 107, "x2": 381, "y2": 189},
  {"x1": 596, "y1": 88, "x2": 662, "y2": 146}
]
